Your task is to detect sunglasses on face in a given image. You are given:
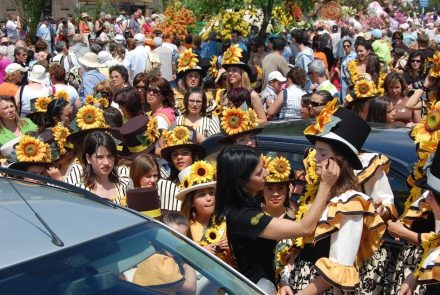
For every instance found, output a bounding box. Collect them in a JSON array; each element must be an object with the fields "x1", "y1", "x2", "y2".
[
  {"x1": 343, "y1": 45, "x2": 351, "y2": 48},
  {"x1": 309, "y1": 101, "x2": 327, "y2": 107},
  {"x1": 146, "y1": 87, "x2": 161, "y2": 95},
  {"x1": 410, "y1": 59, "x2": 422, "y2": 63}
]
